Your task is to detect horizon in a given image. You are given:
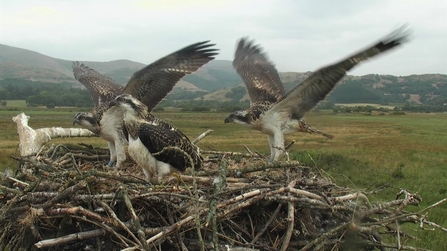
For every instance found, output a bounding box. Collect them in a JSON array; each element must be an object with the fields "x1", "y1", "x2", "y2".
[
  {"x1": 1, "y1": 42, "x2": 445, "y2": 78},
  {"x1": 1, "y1": 1, "x2": 446, "y2": 76}
]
